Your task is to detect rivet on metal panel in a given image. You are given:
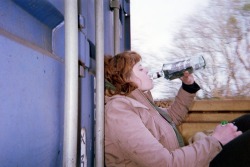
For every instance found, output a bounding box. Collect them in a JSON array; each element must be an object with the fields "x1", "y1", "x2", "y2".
[{"x1": 78, "y1": 14, "x2": 85, "y2": 30}]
